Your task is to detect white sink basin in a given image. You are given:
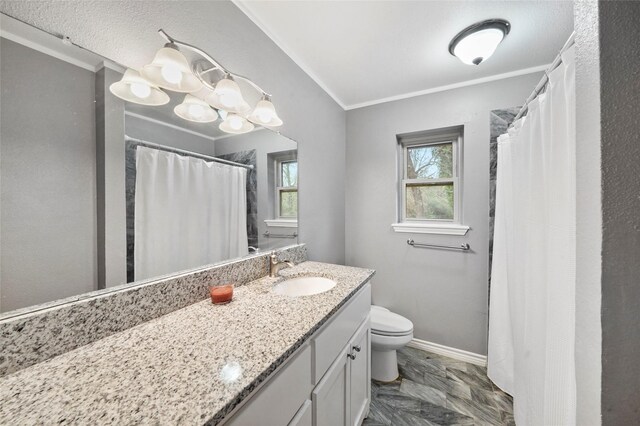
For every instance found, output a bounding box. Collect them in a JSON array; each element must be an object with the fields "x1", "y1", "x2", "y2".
[{"x1": 273, "y1": 276, "x2": 337, "y2": 297}]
